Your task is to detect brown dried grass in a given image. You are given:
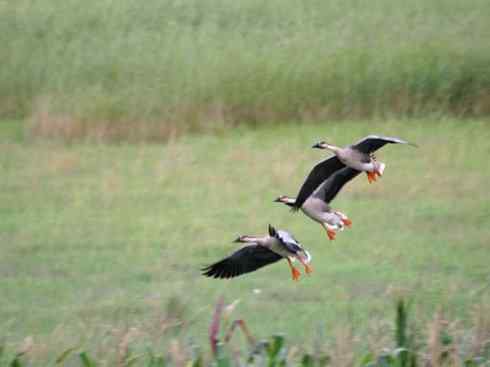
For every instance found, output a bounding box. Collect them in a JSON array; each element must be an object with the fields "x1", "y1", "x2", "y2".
[{"x1": 27, "y1": 90, "x2": 490, "y2": 142}]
